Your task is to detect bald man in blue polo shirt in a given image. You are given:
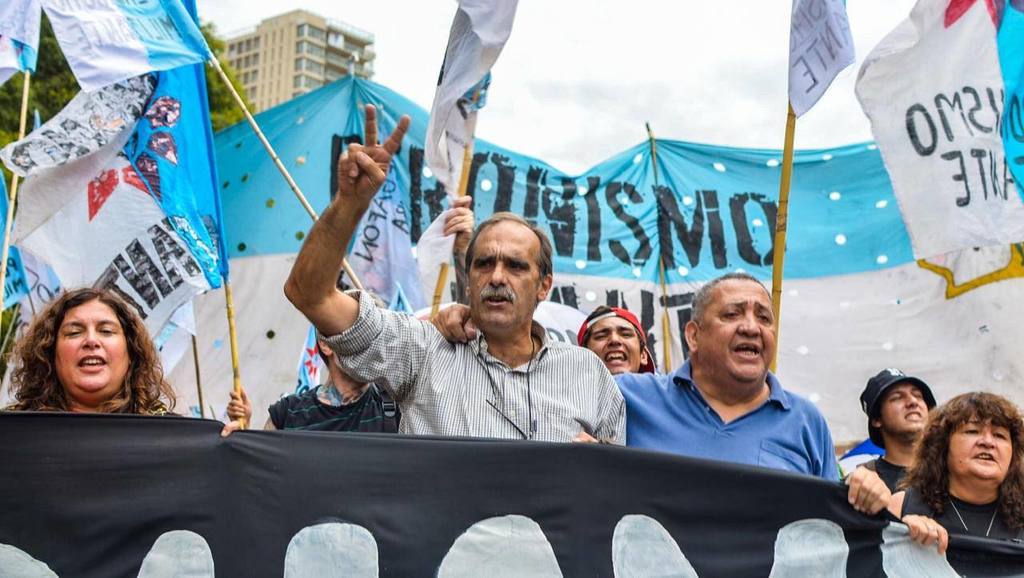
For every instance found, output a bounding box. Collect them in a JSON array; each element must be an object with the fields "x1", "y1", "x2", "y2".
[{"x1": 617, "y1": 272, "x2": 888, "y2": 513}]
